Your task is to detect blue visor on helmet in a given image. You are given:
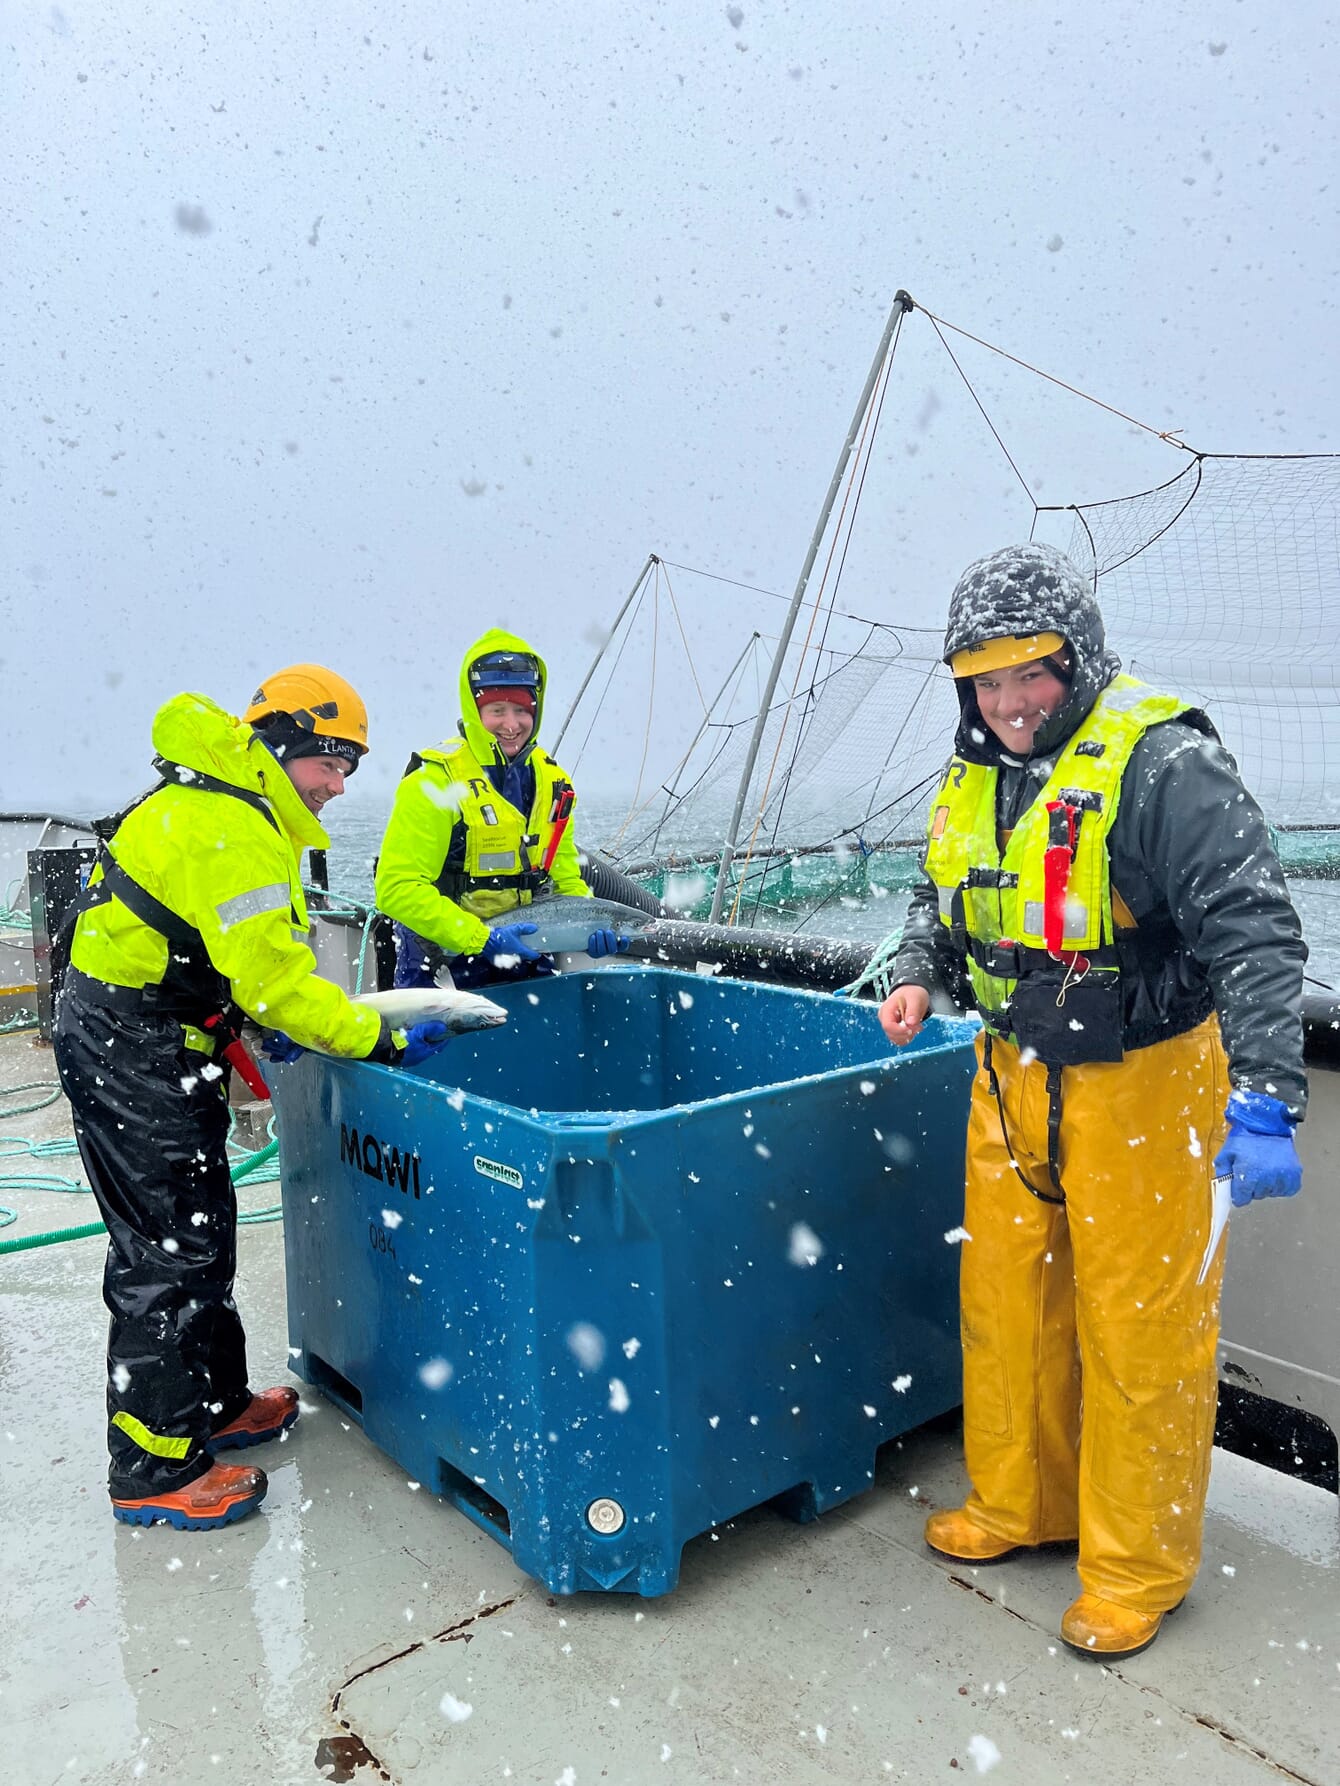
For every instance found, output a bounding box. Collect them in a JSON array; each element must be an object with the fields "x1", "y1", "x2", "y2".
[{"x1": 468, "y1": 649, "x2": 540, "y2": 692}]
